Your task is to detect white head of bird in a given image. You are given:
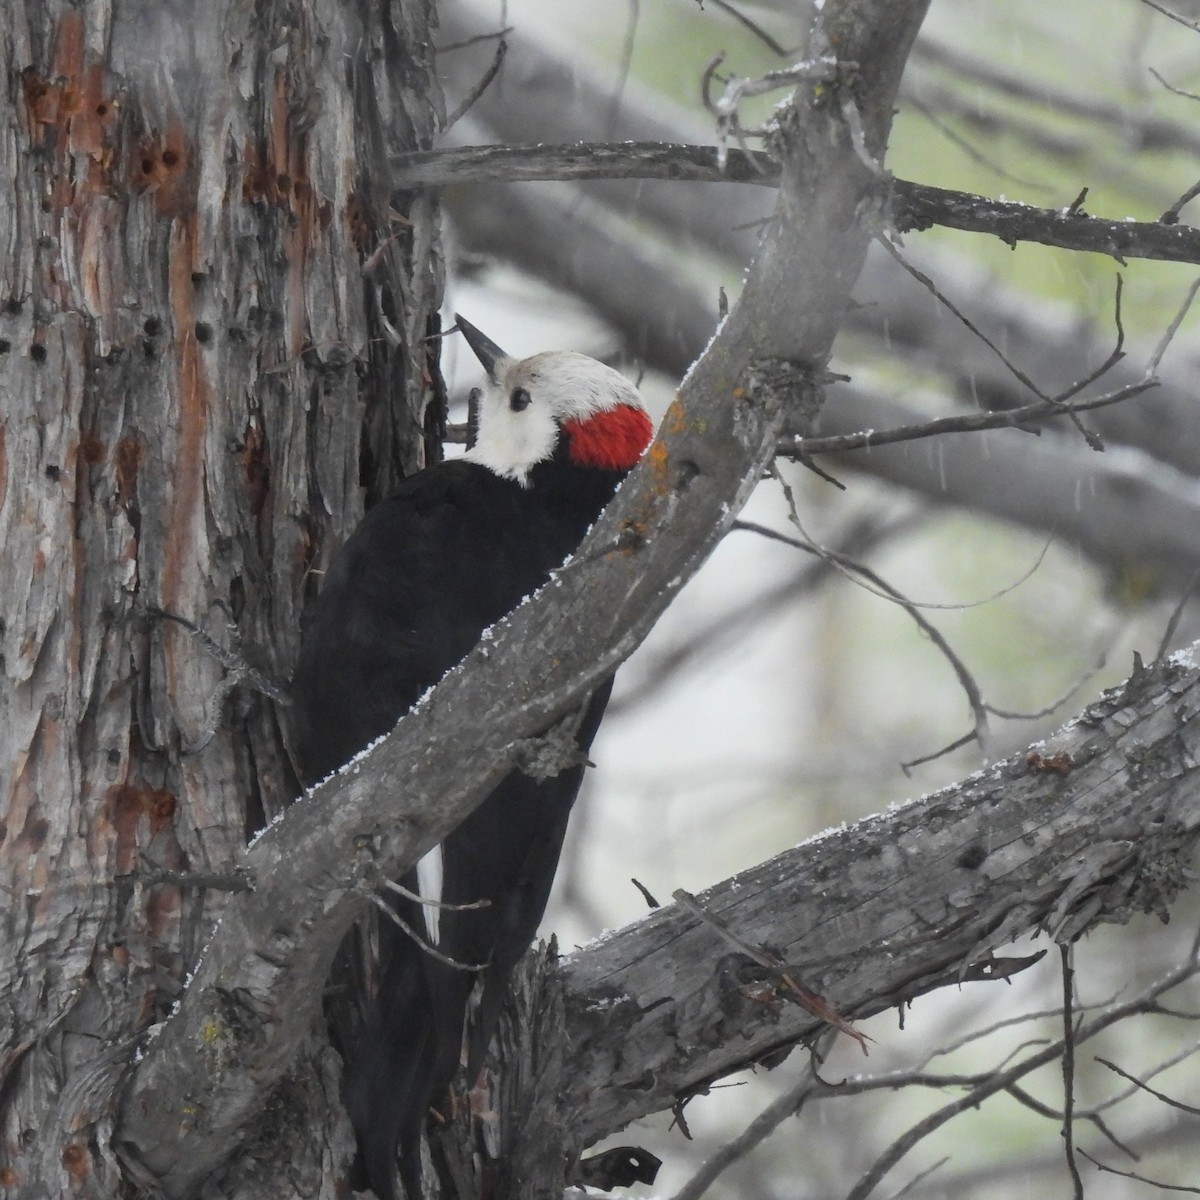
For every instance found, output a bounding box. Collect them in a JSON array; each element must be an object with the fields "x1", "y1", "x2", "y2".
[{"x1": 456, "y1": 314, "x2": 650, "y2": 485}]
